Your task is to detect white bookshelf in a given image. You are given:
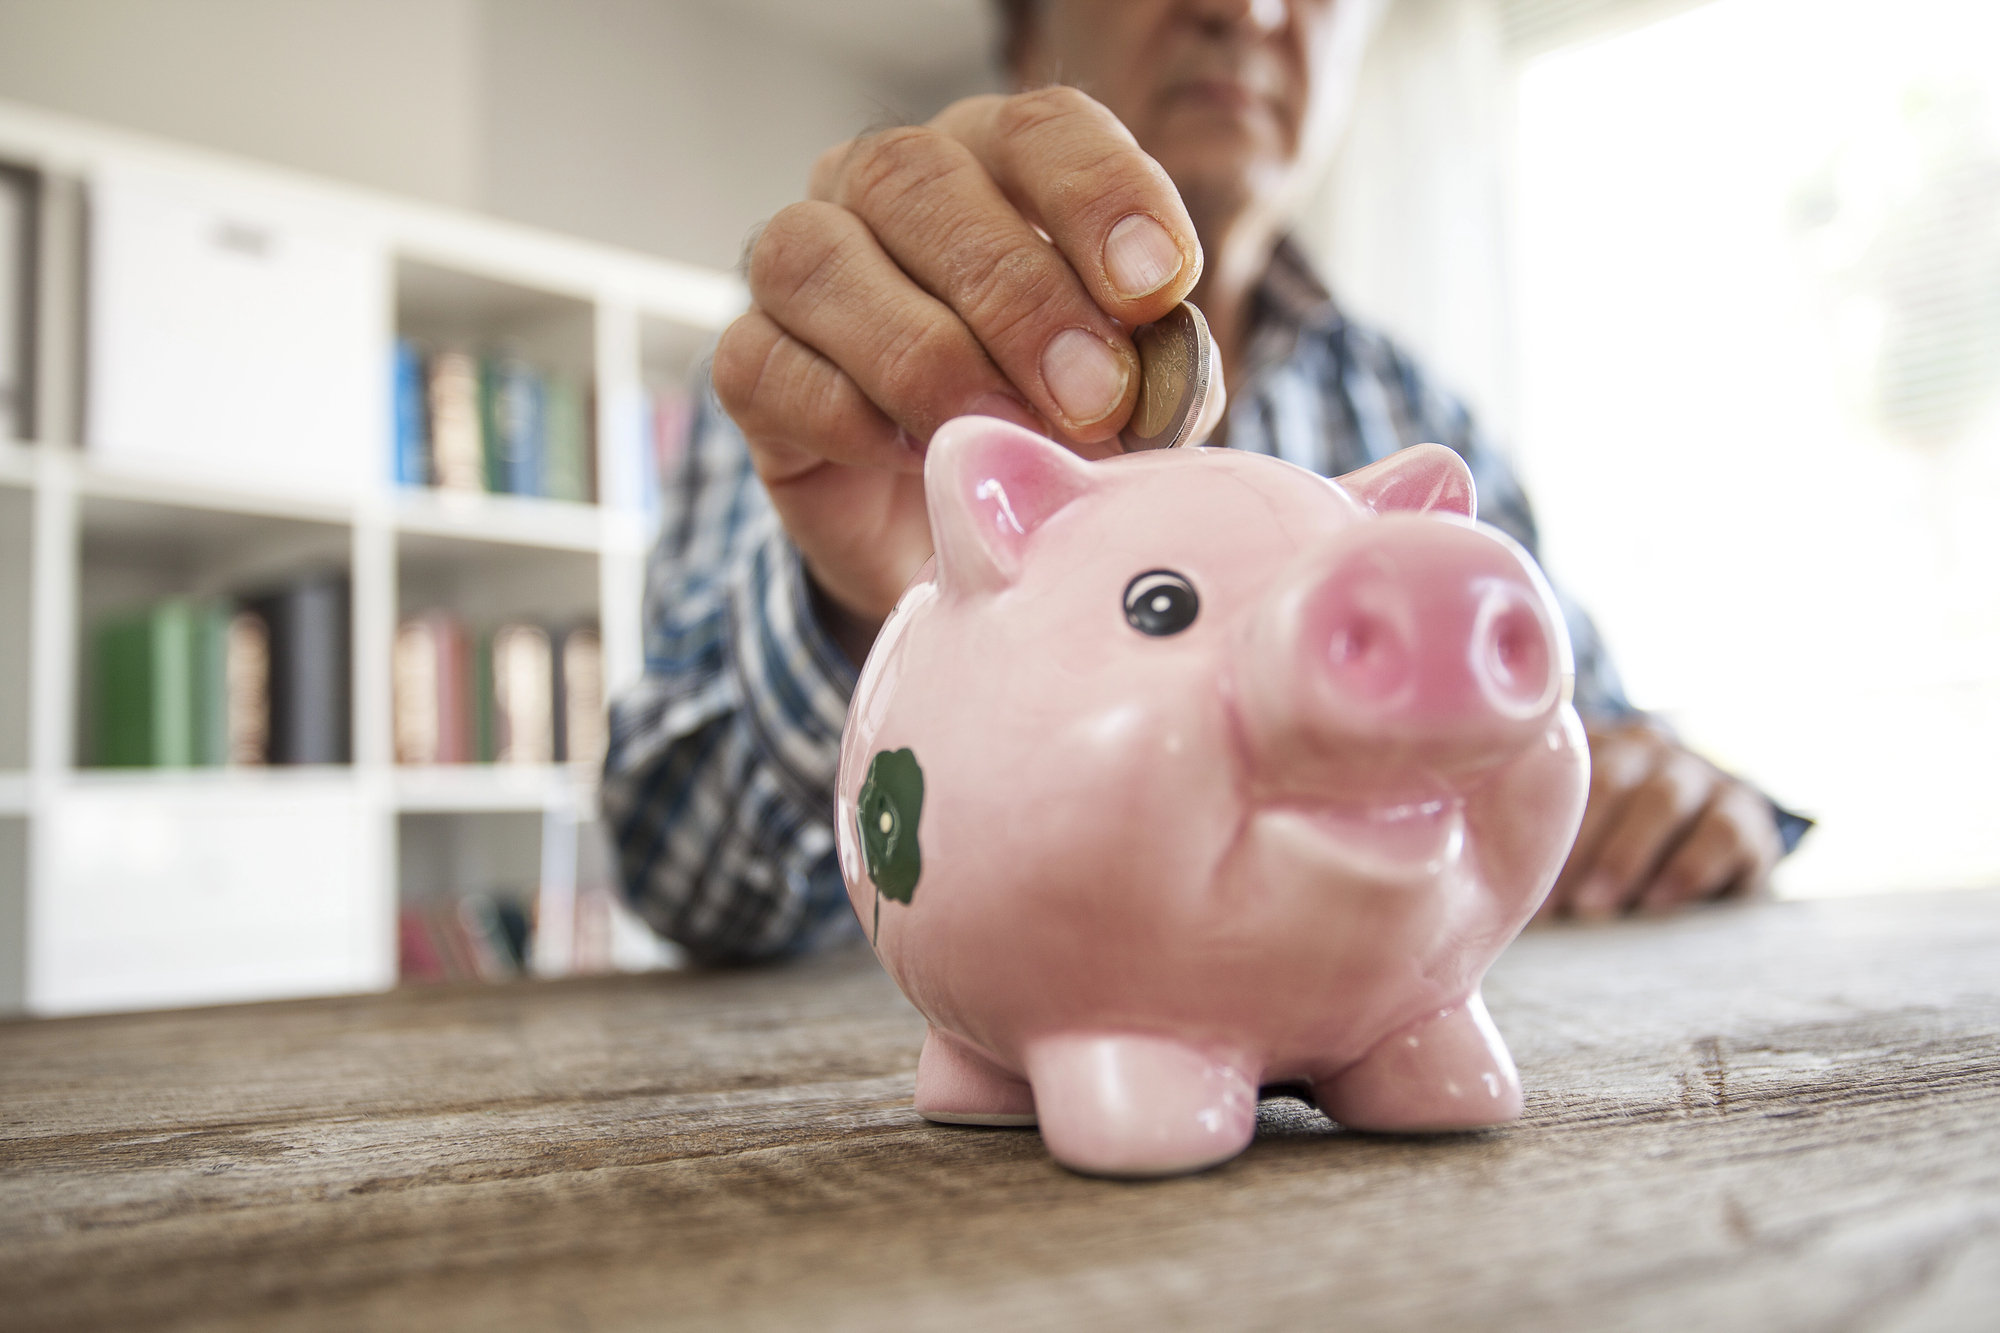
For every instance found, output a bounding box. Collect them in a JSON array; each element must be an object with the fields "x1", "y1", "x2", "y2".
[{"x1": 0, "y1": 99, "x2": 743, "y2": 1016}]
